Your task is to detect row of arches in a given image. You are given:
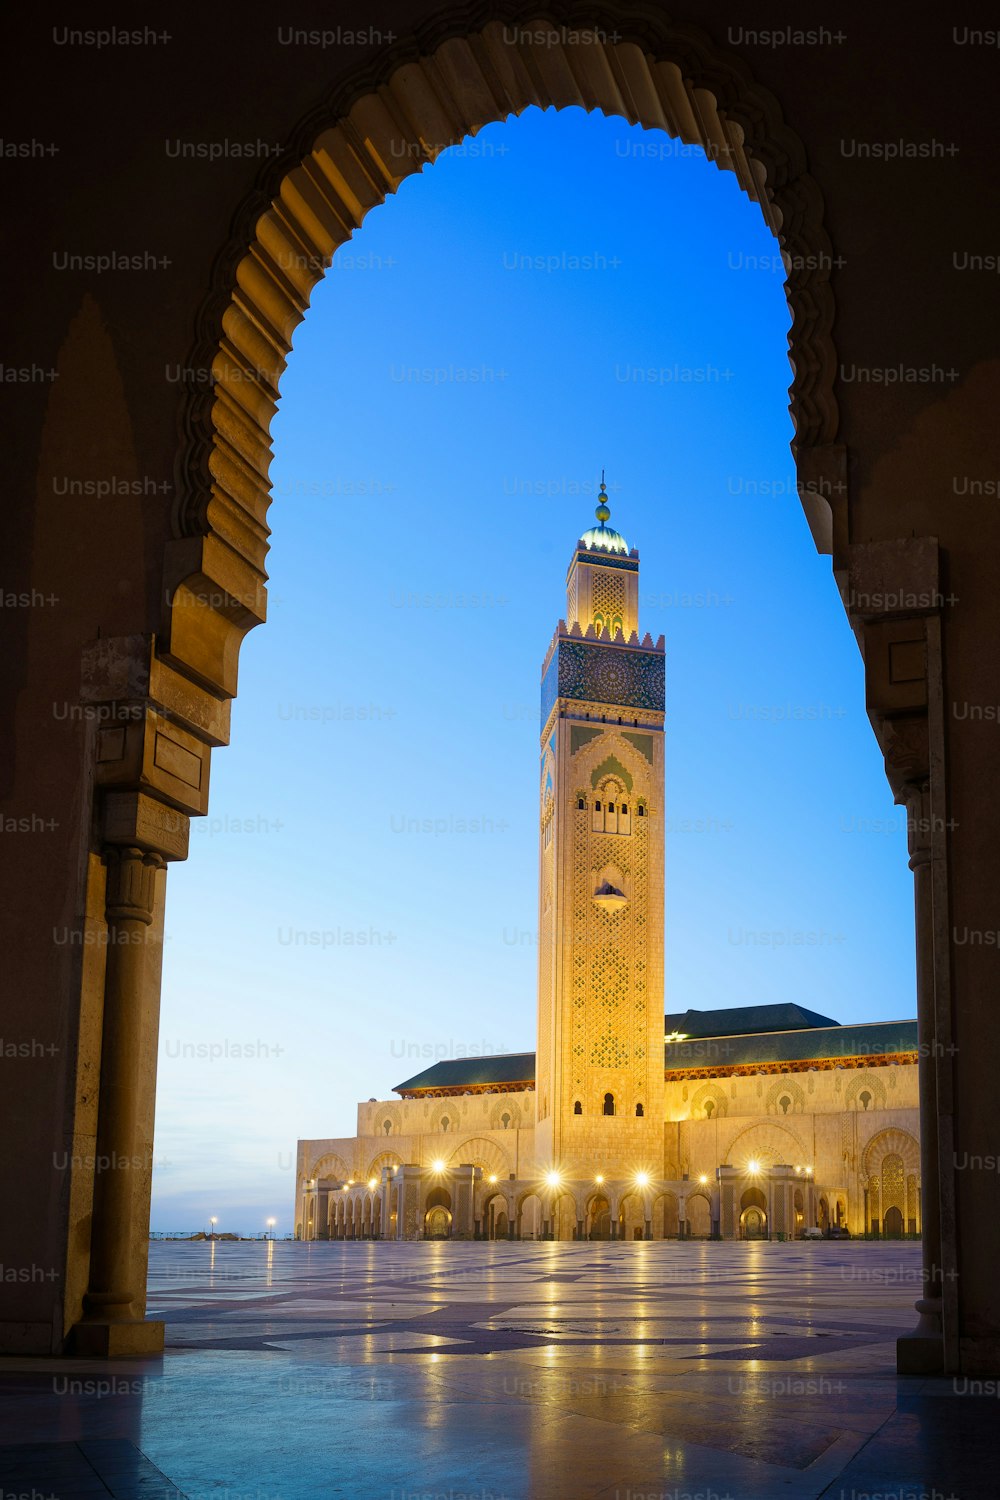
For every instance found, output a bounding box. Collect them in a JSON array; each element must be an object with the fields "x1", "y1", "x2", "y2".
[
  {"x1": 308, "y1": 1165, "x2": 916, "y2": 1241},
  {"x1": 480, "y1": 1186, "x2": 713, "y2": 1241},
  {"x1": 691, "y1": 1074, "x2": 896, "y2": 1120},
  {"x1": 329, "y1": 1192, "x2": 383, "y2": 1240}
]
